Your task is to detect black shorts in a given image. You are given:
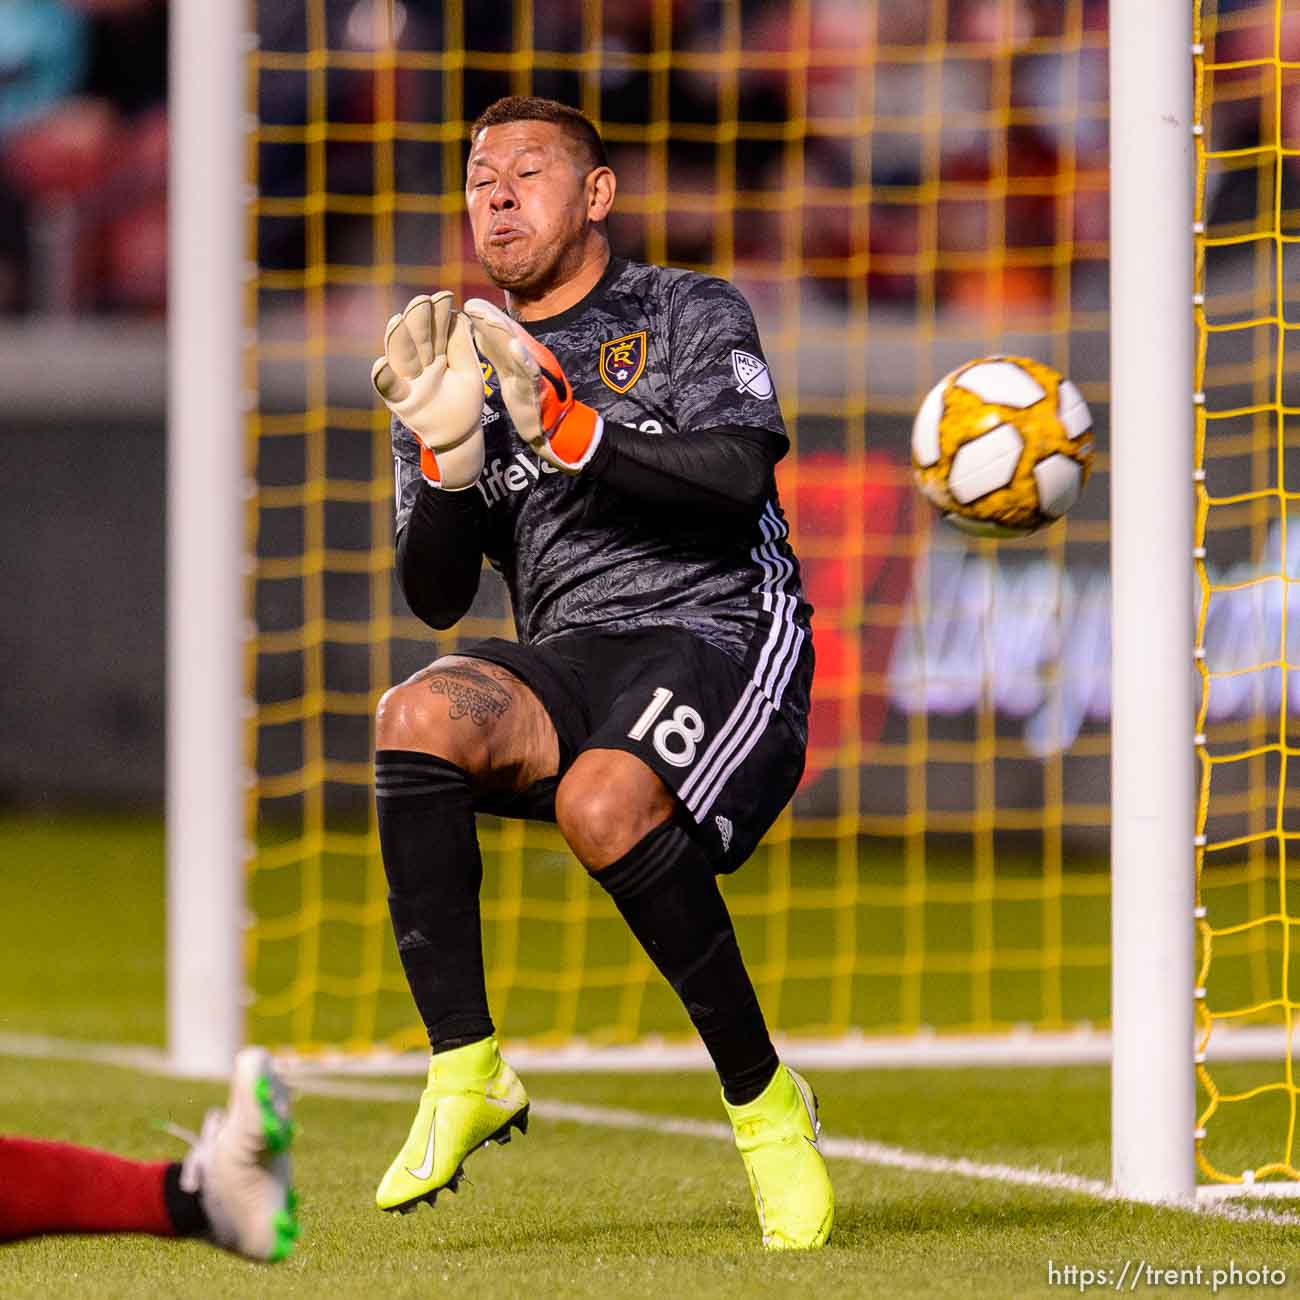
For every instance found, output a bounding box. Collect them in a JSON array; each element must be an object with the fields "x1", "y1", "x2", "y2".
[{"x1": 460, "y1": 627, "x2": 806, "y2": 872}]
